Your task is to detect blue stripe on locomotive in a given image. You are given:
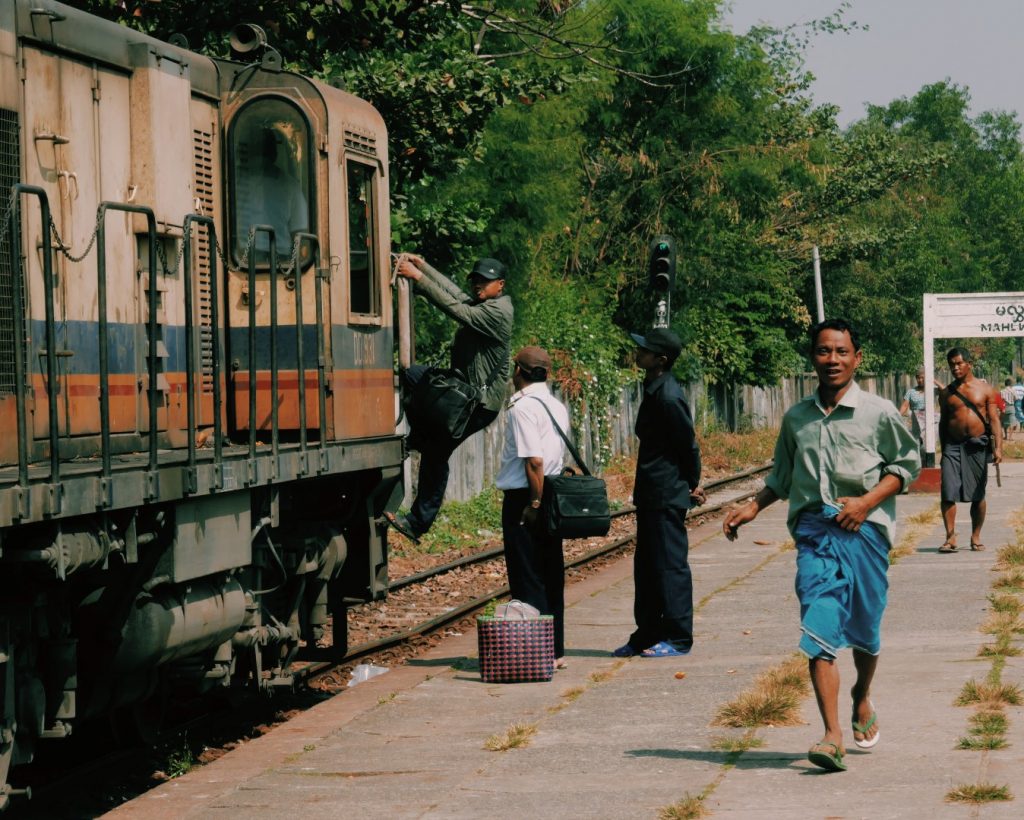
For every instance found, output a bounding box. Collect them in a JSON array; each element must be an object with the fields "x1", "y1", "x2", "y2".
[{"x1": 25, "y1": 320, "x2": 394, "y2": 373}]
